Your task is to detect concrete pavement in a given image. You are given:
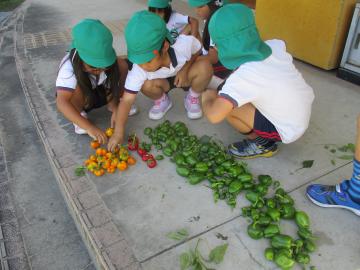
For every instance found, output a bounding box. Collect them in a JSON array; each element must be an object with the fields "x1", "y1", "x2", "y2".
[{"x1": 9, "y1": 0, "x2": 360, "y2": 269}]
